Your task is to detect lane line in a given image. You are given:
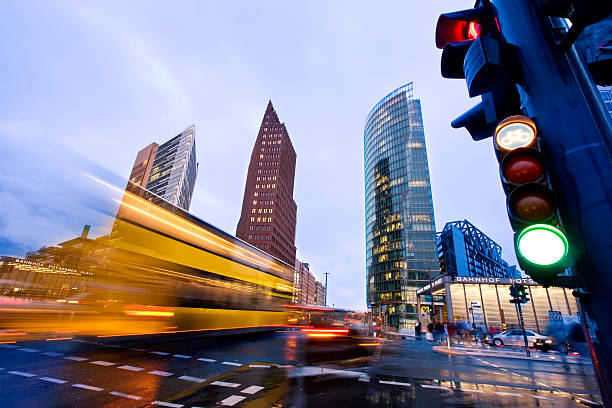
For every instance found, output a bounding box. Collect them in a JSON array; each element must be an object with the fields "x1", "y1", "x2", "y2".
[
  {"x1": 495, "y1": 391, "x2": 524, "y2": 397},
  {"x1": 249, "y1": 364, "x2": 270, "y2": 368},
  {"x1": 109, "y1": 391, "x2": 142, "y2": 400},
  {"x1": 462, "y1": 389, "x2": 485, "y2": 393},
  {"x1": 148, "y1": 370, "x2": 173, "y2": 377},
  {"x1": 39, "y1": 377, "x2": 67, "y2": 384},
  {"x1": 173, "y1": 354, "x2": 191, "y2": 359},
  {"x1": 118, "y1": 365, "x2": 144, "y2": 371},
  {"x1": 150, "y1": 351, "x2": 170, "y2": 356},
  {"x1": 532, "y1": 395, "x2": 551, "y2": 400},
  {"x1": 152, "y1": 401, "x2": 183, "y2": 407},
  {"x1": 90, "y1": 360, "x2": 115, "y2": 366},
  {"x1": 42, "y1": 352, "x2": 64, "y2": 357},
  {"x1": 222, "y1": 361, "x2": 242, "y2": 366},
  {"x1": 73, "y1": 384, "x2": 104, "y2": 391},
  {"x1": 241, "y1": 385, "x2": 264, "y2": 394},
  {"x1": 421, "y1": 384, "x2": 451, "y2": 391},
  {"x1": 17, "y1": 348, "x2": 40, "y2": 353},
  {"x1": 197, "y1": 357, "x2": 216, "y2": 362},
  {"x1": 220, "y1": 395, "x2": 246, "y2": 406},
  {"x1": 379, "y1": 380, "x2": 411, "y2": 387},
  {"x1": 130, "y1": 348, "x2": 147, "y2": 352},
  {"x1": 178, "y1": 375, "x2": 206, "y2": 383},
  {"x1": 8, "y1": 371, "x2": 36, "y2": 377},
  {"x1": 211, "y1": 380, "x2": 241, "y2": 388},
  {"x1": 64, "y1": 356, "x2": 88, "y2": 361}
]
